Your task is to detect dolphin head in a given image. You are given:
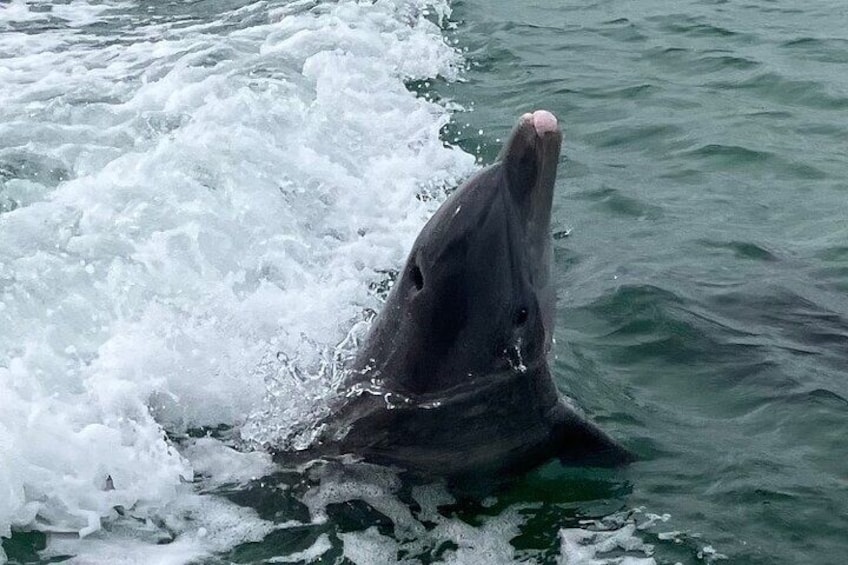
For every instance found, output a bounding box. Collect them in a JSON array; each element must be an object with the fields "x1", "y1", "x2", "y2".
[
  {"x1": 328, "y1": 111, "x2": 632, "y2": 476},
  {"x1": 364, "y1": 111, "x2": 562, "y2": 396}
]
